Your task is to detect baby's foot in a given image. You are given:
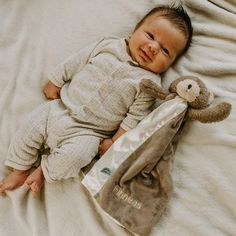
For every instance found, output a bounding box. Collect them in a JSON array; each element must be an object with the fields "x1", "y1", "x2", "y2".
[
  {"x1": 0, "y1": 169, "x2": 30, "y2": 192},
  {"x1": 24, "y1": 166, "x2": 45, "y2": 193}
]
